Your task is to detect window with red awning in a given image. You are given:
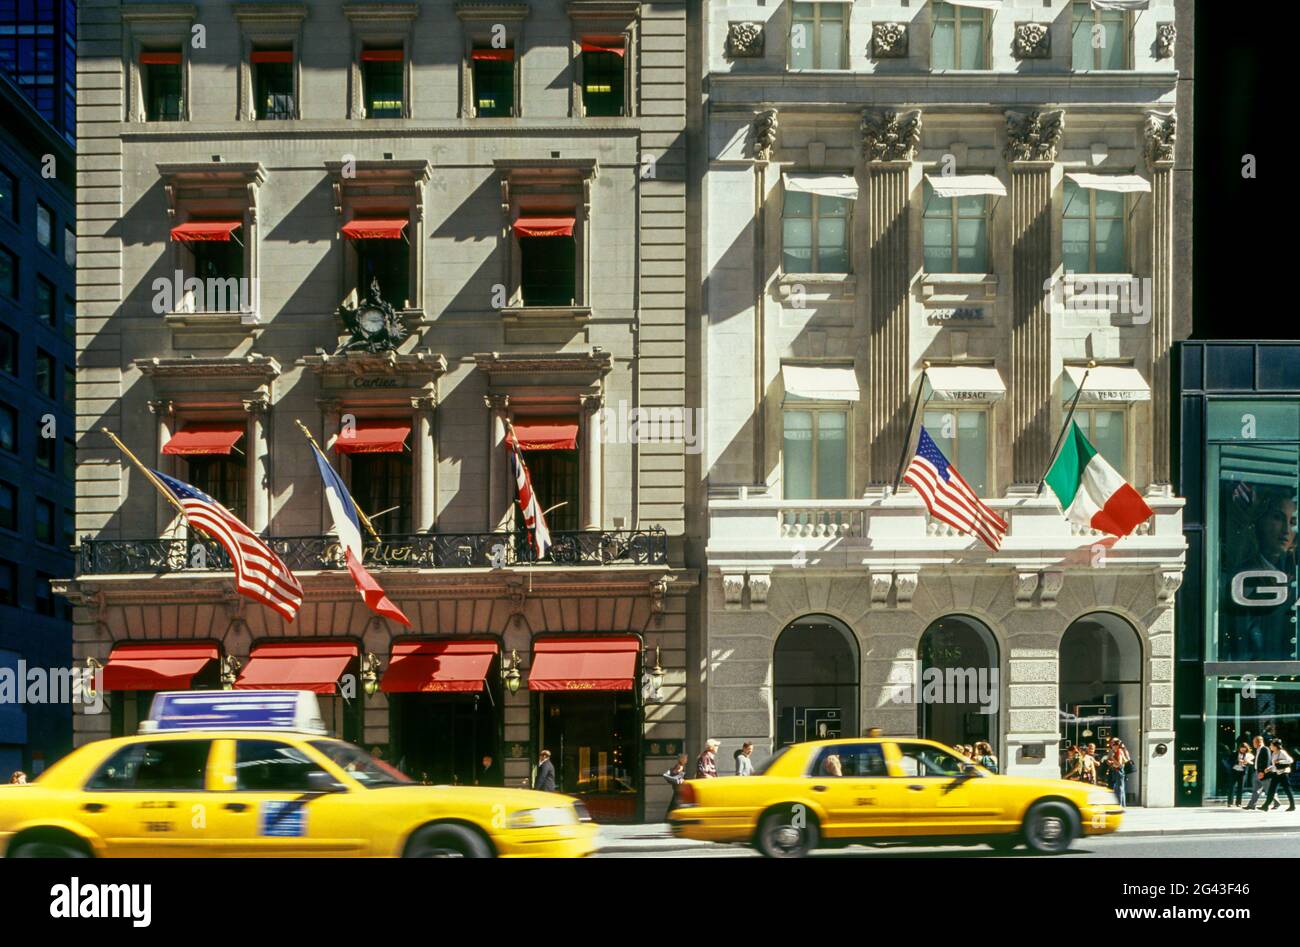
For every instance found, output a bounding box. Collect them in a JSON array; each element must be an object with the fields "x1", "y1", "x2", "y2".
[
  {"x1": 471, "y1": 47, "x2": 515, "y2": 61},
  {"x1": 381, "y1": 640, "x2": 500, "y2": 693},
  {"x1": 235, "y1": 642, "x2": 359, "y2": 694},
  {"x1": 251, "y1": 49, "x2": 293, "y2": 64},
  {"x1": 505, "y1": 417, "x2": 579, "y2": 451},
  {"x1": 341, "y1": 218, "x2": 409, "y2": 241},
  {"x1": 361, "y1": 48, "x2": 403, "y2": 62},
  {"x1": 170, "y1": 220, "x2": 242, "y2": 243},
  {"x1": 333, "y1": 420, "x2": 411, "y2": 454},
  {"x1": 162, "y1": 422, "x2": 246, "y2": 456},
  {"x1": 512, "y1": 215, "x2": 576, "y2": 238},
  {"x1": 102, "y1": 643, "x2": 220, "y2": 692},
  {"x1": 581, "y1": 37, "x2": 626, "y2": 56},
  {"x1": 140, "y1": 50, "x2": 182, "y2": 65},
  {"x1": 528, "y1": 636, "x2": 640, "y2": 691}
]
